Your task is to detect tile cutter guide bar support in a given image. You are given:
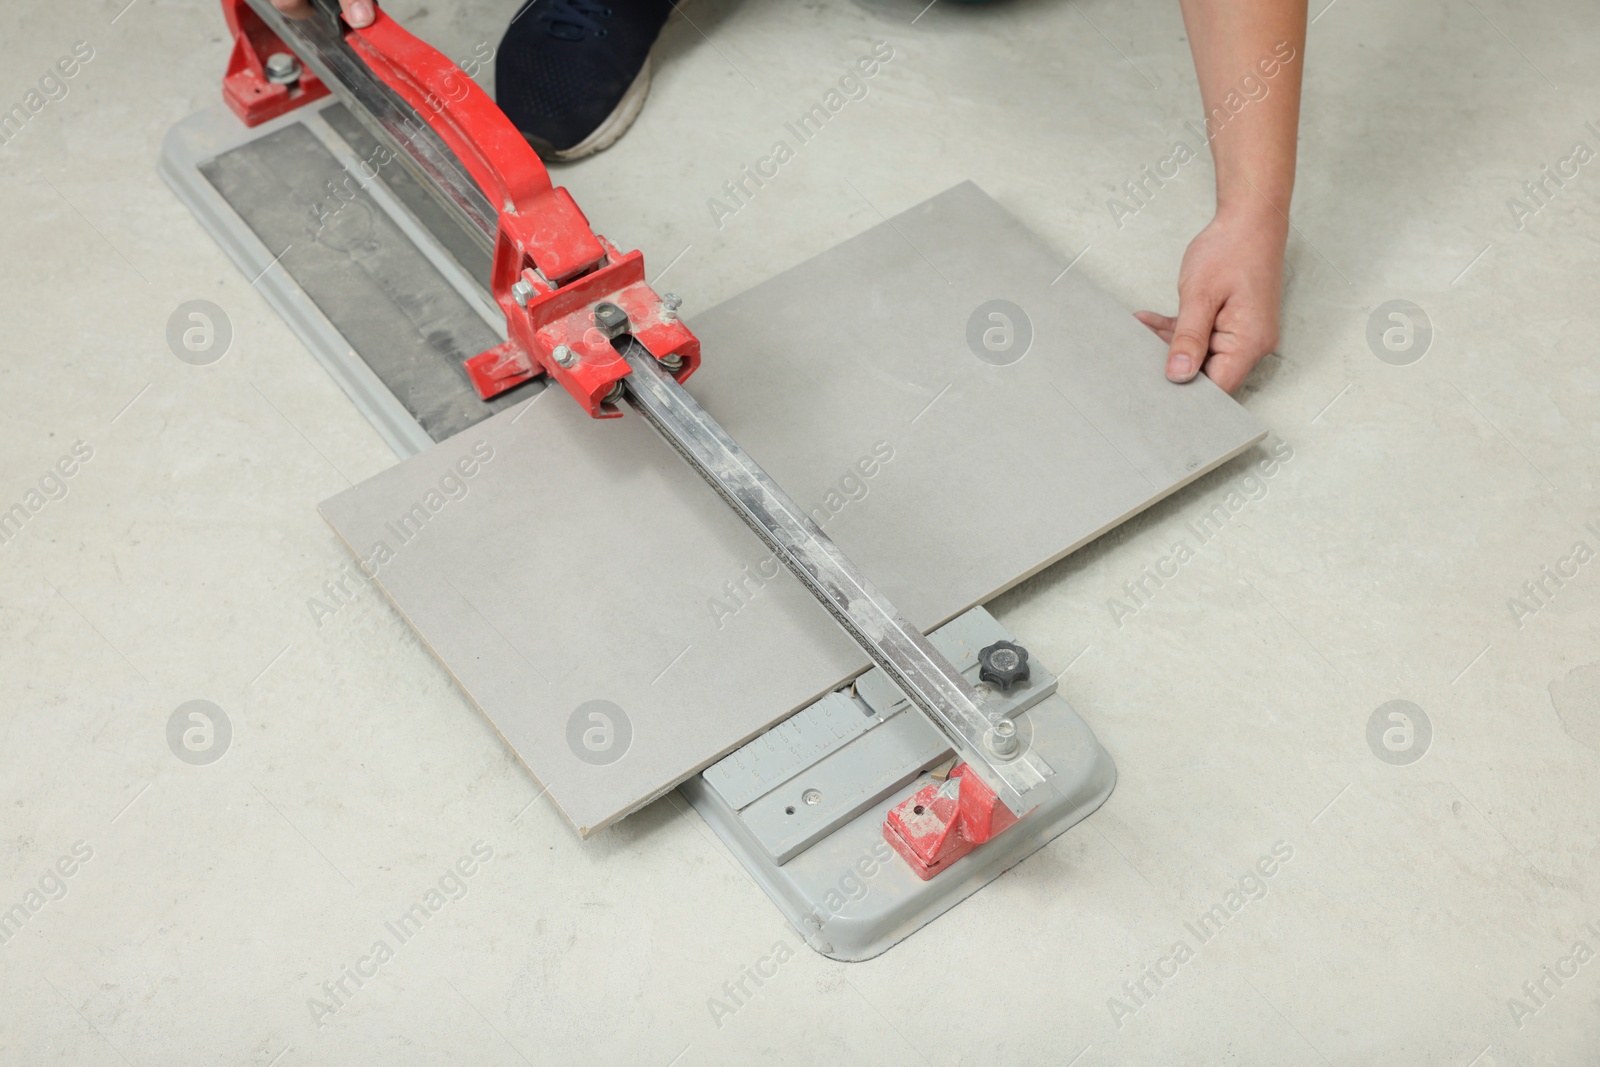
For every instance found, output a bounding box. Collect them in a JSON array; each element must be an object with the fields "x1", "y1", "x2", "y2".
[{"x1": 222, "y1": 0, "x2": 1115, "y2": 957}]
